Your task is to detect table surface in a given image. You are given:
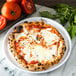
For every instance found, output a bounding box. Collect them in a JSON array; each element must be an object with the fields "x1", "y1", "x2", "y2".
[{"x1": 0, "y1": 4, "x2": 76, "y2": 76}]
